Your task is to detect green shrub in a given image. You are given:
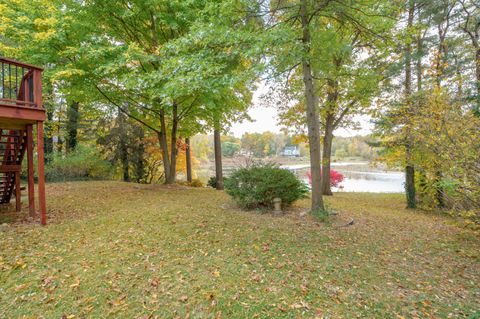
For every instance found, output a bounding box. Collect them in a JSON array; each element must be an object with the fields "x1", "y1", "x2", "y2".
[
  {"x1": 207, "y1": 176, "x2": 217, "y2": 188},
  {"x1": 45, "y1": 145, "x2": 113, "y2": 181},
  {"x1": 224, "y1": 164, "x2": 308, "y2": 209},
  {"x1": 207, "y1": 176, "x2": 228, "y2": 188}
]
